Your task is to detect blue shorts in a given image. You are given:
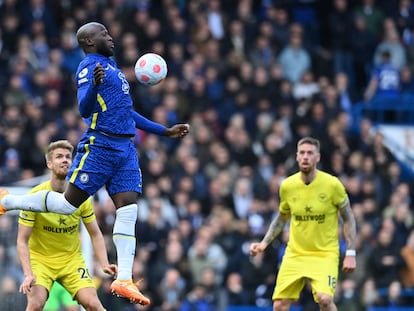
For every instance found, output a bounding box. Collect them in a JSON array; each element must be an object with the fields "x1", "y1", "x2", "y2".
[{"x1": 67, "y1": 130, "x2": 142, "y2": 196}]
